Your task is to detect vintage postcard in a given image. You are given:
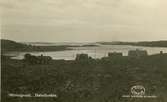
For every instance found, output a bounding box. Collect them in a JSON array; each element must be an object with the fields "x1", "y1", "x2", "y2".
[{"x1": 1, "y1": 0, "x2": 167, "y2": 102}]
